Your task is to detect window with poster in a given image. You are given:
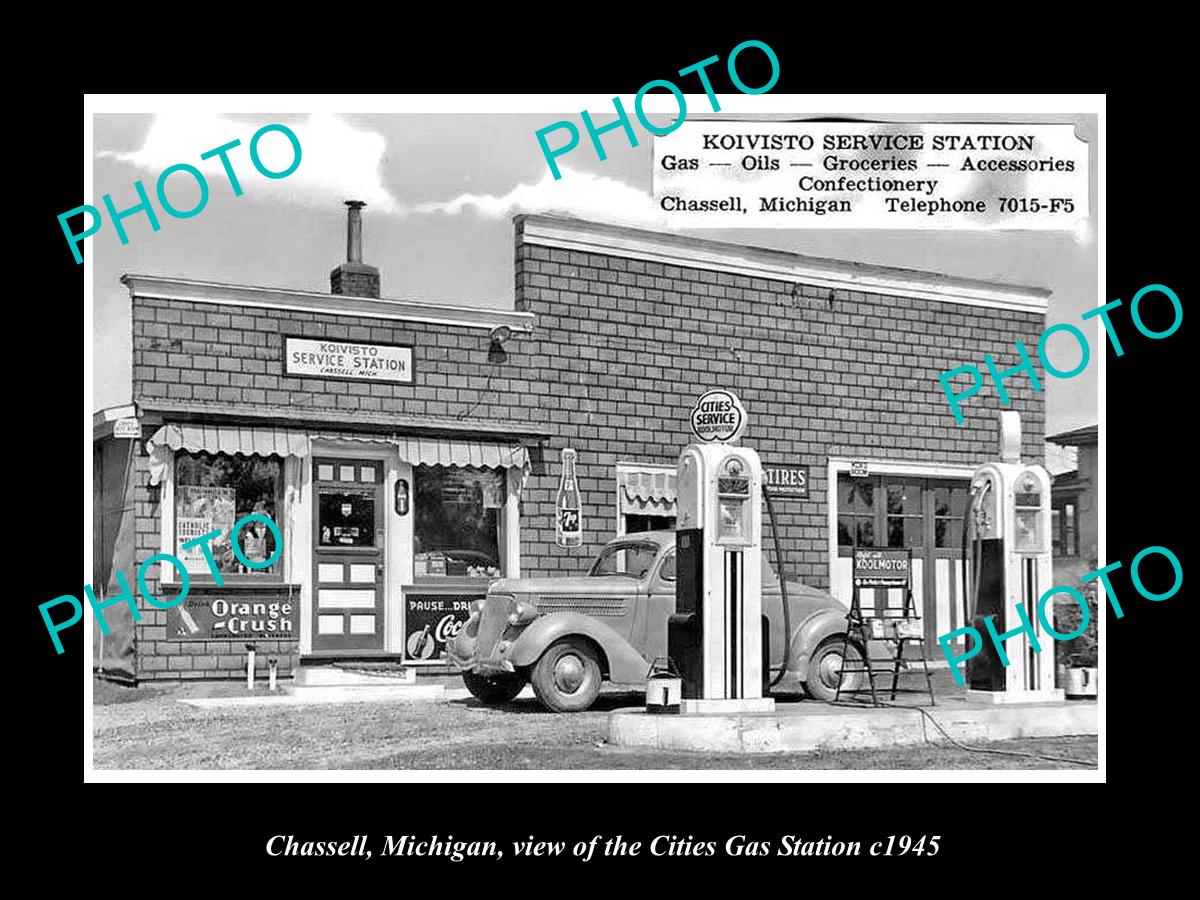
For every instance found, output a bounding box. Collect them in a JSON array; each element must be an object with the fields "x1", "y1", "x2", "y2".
[
  {"x1": 173, "y1": 451, "x2": 284, "y2": 581},
  {"x1": 413, "y1": 466, "x2": 505, "y2": 580}
]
